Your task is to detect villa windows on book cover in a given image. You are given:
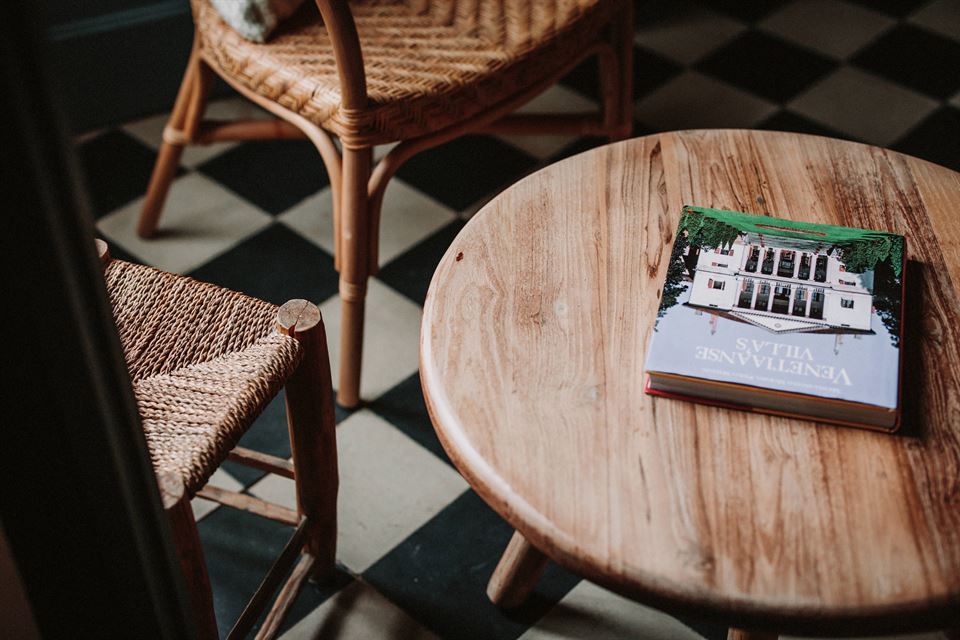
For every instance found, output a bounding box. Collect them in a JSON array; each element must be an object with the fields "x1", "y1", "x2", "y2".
[{"x1": 644, "y1": 205, "x2": 906, "y2": 430}]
